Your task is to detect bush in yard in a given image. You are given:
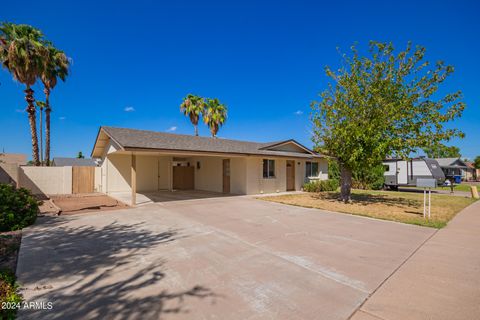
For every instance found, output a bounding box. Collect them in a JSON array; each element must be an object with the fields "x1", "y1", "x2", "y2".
[
  {"x1": 303, "y1": 179, "x2": 339, "y2": 192},
  {"x1": 0, "y1": 268, "x2": 22, "y2": 319},
  {"x1": 327, "y1": 159, "x2": 340, "y2": 181},
  {"x1": 352, "y1": 165, "x2": 385, "y2": 190},
  {"x1": 0, "y1": 184, "x2": 38, "y2": 232}
]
